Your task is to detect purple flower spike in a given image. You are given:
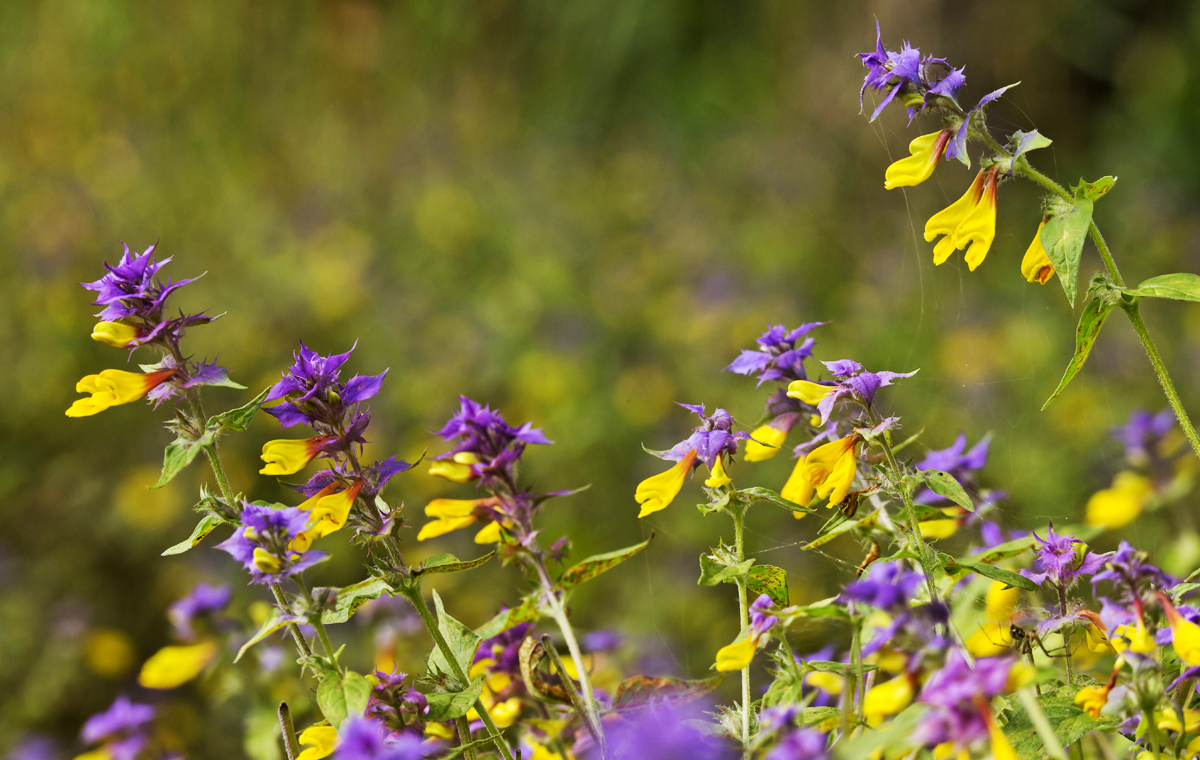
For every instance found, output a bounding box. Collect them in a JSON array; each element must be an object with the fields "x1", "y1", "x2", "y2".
[
  {"x1": 858, "y1": 22, "x2": 965, "y2": 122},
  {"x1": 790, "y1": 359, "x2": 916, "y2": 426},
  {"x1": 80, "y1": 696, "x2": 154, "y2": 760},
  {"x1": 1020, "y1": 523, "x2": 1110, "y2": 589},
  {"x1": 217, "y1": 503, "x2": 328, "y2": 585},
  {"x1": 168, "y1": 583, "x2": 231, "y2": 640},
  {"x1": 652, "y1": 403, "x2": 751, "y2": 469},
  {"x1": 1092, "y1": 541, "x2": 1174, "y2": 605},
  {"x1": 842, "y1": 562, "x2": 923, "y2": 610},
  {"x1": 727, "y1": 323, "x2": 823, "y2": 385},
  {"x1": 912, "y1": 650, "x2": 1012, "y2": 749},
  {"x1": 266, "y1": 342, "x2": 387, "y2": 430}
]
